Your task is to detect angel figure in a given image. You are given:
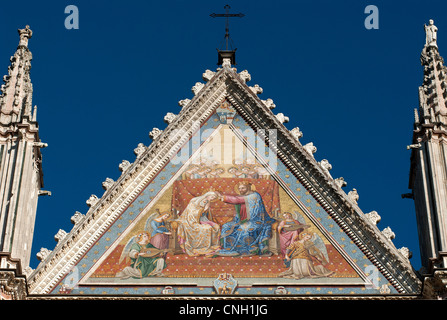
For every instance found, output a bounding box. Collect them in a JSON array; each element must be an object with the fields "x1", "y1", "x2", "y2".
[
  {"x1": 277, "y1": 211, "x2": 310, "y2": 256},
  {"x1": 278, "y1": 232, "x2": 334, "y2": 280},
  {"x1": 227, "y1": 167, "x2": 240, "y2": 178},
  {"x1": 145, "y1": 209, "x2": 172, "y2": 250},
  {"x1": 196, "y1": 165, "x2": 212, "y2": 178},
  {"x1": 116, "y1": 231, "x2": 167, "y2": 279},
  {"x1": 252, "y1": 164, "x2": 270, "y2": 179},
  {"x1": 182, "y1": 164, "x2": 200, "y2": 180},
  {"x1": 207, "y1": 167, "x2": 225, "y2": 178}
]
